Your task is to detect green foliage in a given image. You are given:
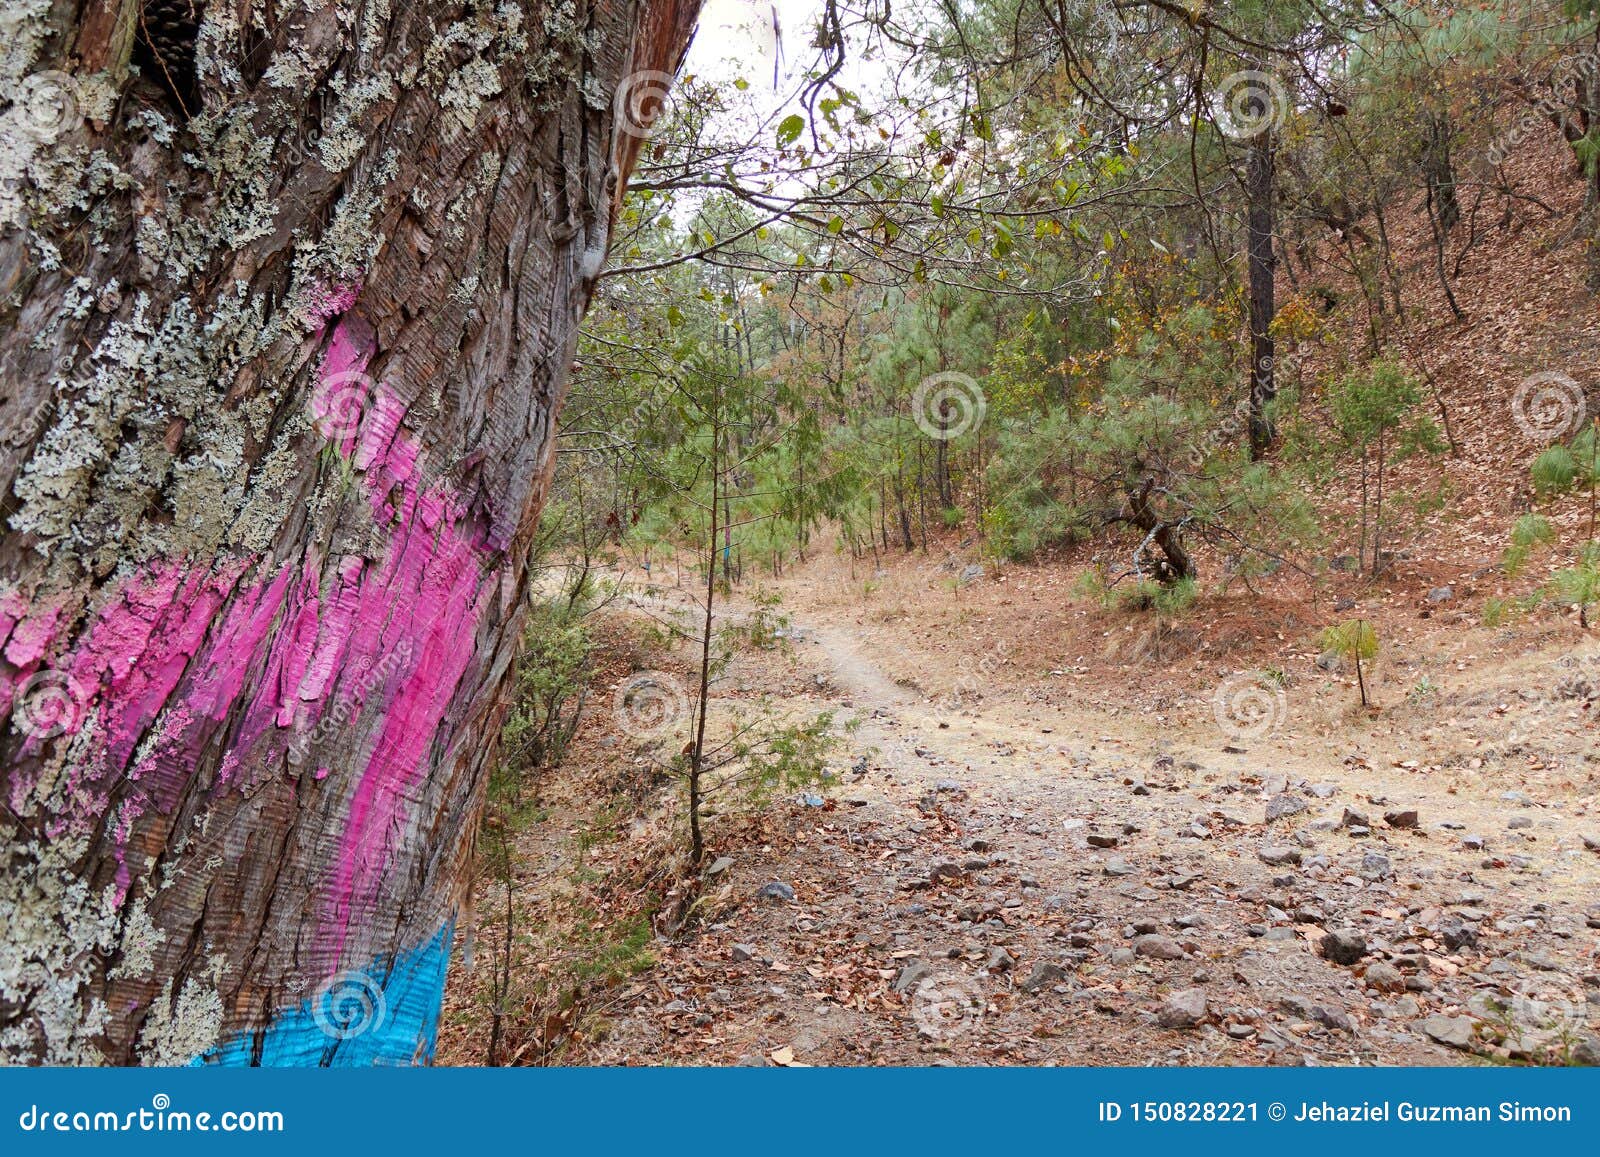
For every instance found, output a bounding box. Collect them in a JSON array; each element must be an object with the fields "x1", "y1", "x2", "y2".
[
  {"x1": 1408, "y1": 676, "x2": 1439, "y2": 706},
  {"x1": 1320, "y1": 619, "x2": 1379, "y2": 663},
  {"x1": 1320, "y1": 618, "x2": 1379, "y2": 707},
  {"x1": 569, "y1": 915, "x2": 657, "y2": 986},
  {"x1": 1549, "y1": 542, "x2": 1600, "y2": 624},
  {"x1": 1532, "y1": 446, "x2": 1578, "y2": 497},
  {"x1": 985, "y1": 310, "x2": 1315, "y2": 576},
  {"x1": 1504, "y1": 512, "x2": 1556, "y2": 577},
  {"x1": 1481, "y1": 596, "x2": 1515, "y2": 627},
  {"x1": 1325, "y1": 361, "x2": 1436, "y2": 452},
  {"x1": 1113, "y1": 576, "x2": 1198, "y2": 615},
  {"x1": 498, "y1": 597, "x2": 594, "y2": 792},
  {"x1": 688, "y1": 708, "x2": 841, "y2": 807}
]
